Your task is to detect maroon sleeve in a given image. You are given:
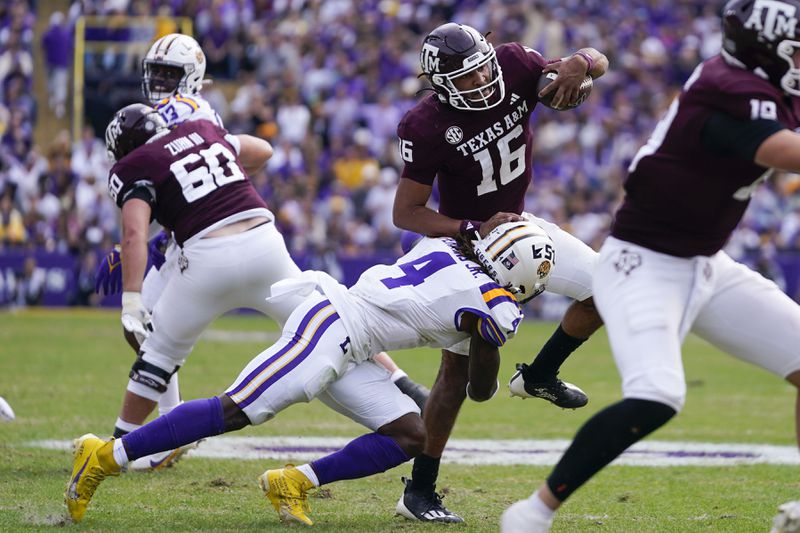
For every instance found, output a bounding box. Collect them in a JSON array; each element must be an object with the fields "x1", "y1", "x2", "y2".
[
  {"x1": 498, "y1": 42, "x2": 547, "y2": 95},
  {"x1": 107, "y1": 156, "x2": 158, "y2": 209},
  {"x1": 692, "y1": 69, "x2": 793, "y2": 126},
  {"x1": 397, "y1": 109, "x2": 442, "y2": 186}
]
